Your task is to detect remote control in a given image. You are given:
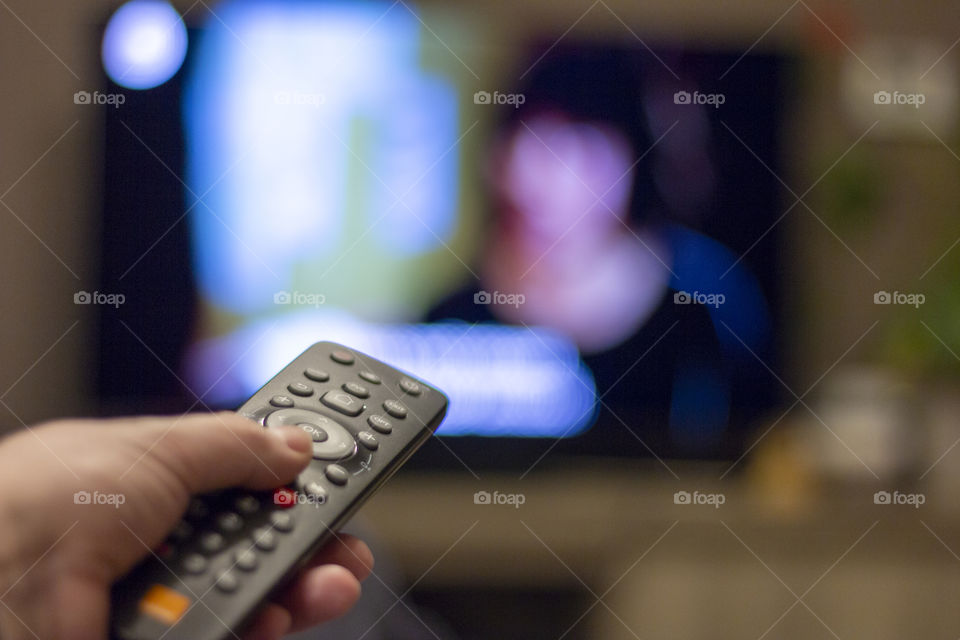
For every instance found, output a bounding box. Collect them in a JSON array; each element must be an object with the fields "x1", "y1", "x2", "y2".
[{"x1": 110, "y1": 342, "x2": 448, "y2": 640}]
